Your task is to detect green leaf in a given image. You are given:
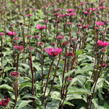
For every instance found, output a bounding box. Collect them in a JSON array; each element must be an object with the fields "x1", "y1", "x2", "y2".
[
  {"x1": 46, "y1": 100, "x2": 59, "y2": 109},
  {"x1": 0, "y1": 84, "x2": 13, "y2": 91},
  {"x1": 20, "y1": 81, "x2": 32, "y2": 91},
  {"x1": 64, "y1": 101, "x2": 74, "y2": 106},
  {"x1": 76, "y1": 50, "x2": 83, "y2": 56},
  {"x1": 15, "y1": 100, "x2": 32, "y2": 109}
]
